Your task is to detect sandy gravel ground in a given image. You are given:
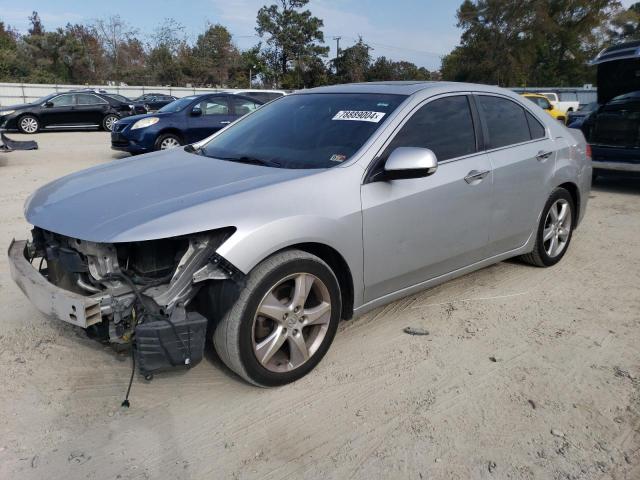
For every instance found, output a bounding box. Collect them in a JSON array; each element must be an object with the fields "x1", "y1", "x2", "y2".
[{"x1": 0, "y1": 131, "x2": 639, "y2": 480}]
